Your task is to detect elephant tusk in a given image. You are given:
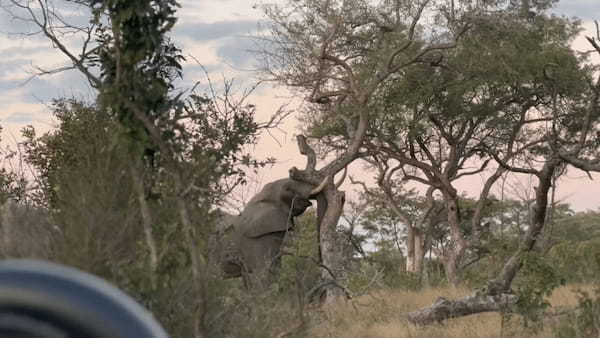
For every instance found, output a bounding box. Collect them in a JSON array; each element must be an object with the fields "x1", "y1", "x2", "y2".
[
  {"x1": 309, "y1": 176, "x2": 329, "y2": 196},
  {"x1": 334, "y1": 167, "x2": 348, "y2": 189}
]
